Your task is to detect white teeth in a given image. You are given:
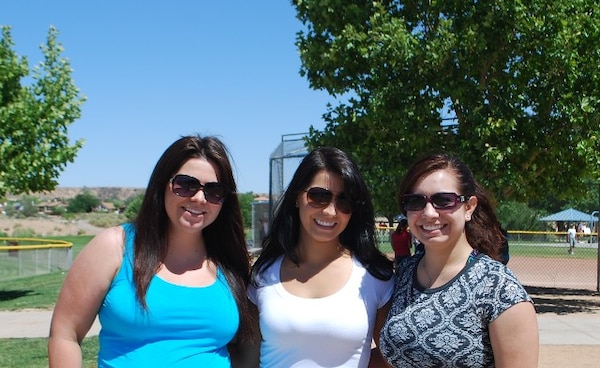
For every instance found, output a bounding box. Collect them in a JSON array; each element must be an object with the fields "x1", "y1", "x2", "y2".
[
  {"x1": 315, "y1": 219, "x2": 335, "y2": 227},
  {"x1": 185, "y1": 207, "x2": 204, "y2": 215},
  {"x1": 423, "y1": 224, "x2": 443, "y2": 231}
]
